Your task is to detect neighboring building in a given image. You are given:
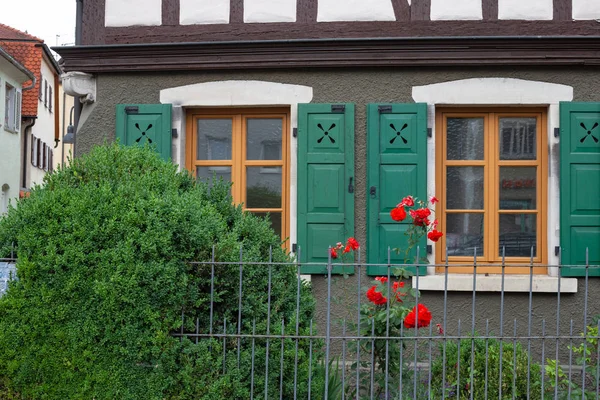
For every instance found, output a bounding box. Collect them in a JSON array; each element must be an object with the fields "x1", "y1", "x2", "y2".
[
  {"x1": 55, "y1": 1, "x2": 599, "y2": 313},
  {"x1": 0, "y1": 23, "x2": 62, "y2": 192},
  {"x1": 0, "y1": 46, "x2": 34, "y2": 215}
]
